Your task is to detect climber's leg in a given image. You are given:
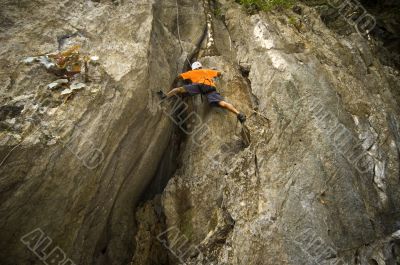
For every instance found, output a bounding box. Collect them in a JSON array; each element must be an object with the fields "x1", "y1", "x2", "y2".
[
  {"x1": 160, "y1": 84, "x2": 201, "y2": 100},
  {"x1": 218, "y1": 101, "x2": 240, "y2": 115},
  {"x1": 166, "y1": 87, "x2": 186, "y2": 98},
  {"x1": 207, "y1": 92, "x2": 245, "y2": 122}
]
